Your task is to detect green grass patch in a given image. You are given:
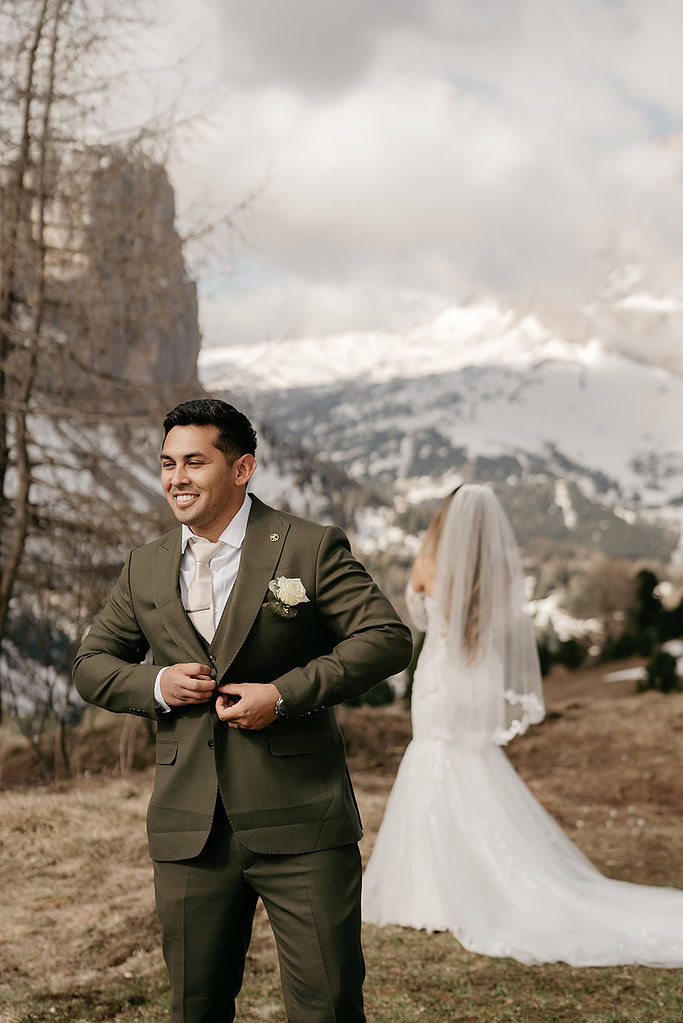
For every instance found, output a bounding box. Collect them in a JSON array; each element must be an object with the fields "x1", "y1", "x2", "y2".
[{"x1": 363, "y1": 926, "x2": 683, "y2": 1022}]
